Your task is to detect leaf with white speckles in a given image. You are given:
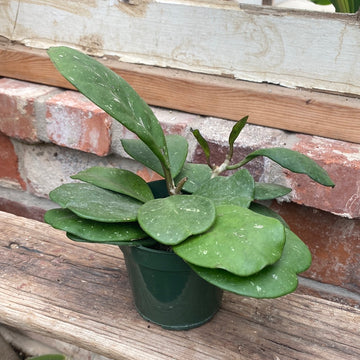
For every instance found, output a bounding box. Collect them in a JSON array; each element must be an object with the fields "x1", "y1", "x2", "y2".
[
  {"x1": 71, "y1": 166, "x2": 154, "y2": 203},
  {"x1": 44, "y1": 208, "x2": 150, "y2": 245},
  {"x1": 137, "y1": 195, "x2": 216, "y2": 245},
  {"x1": 48, "y1": 46, "x2": 170, "y2": 171},
  {"x1": 174, "y1": 204, "x2": 285, "y2": 276},
  {"x1": 175, "y1": 163, "x2": 212, "y2": 193},
  {"x1": 188, "y1": 228, "x2": 311, "y2": 298},
  {"x1": 194, "y1": 169, "x2": 254, "y2": 208},
  {"x1": 49, "y1": 183, "x2": 142, "y2": 222}
]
